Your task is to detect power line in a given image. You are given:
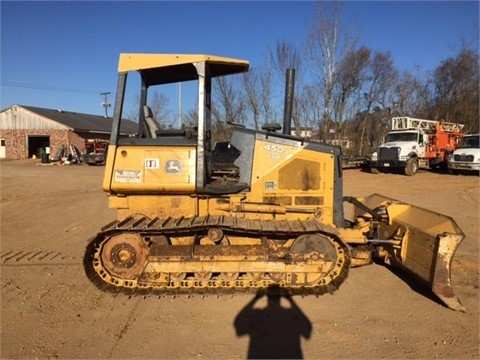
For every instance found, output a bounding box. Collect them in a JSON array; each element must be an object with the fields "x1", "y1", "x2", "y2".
[{"x1": 1, "y1": 80, "x2": 100, "y2": 94}]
